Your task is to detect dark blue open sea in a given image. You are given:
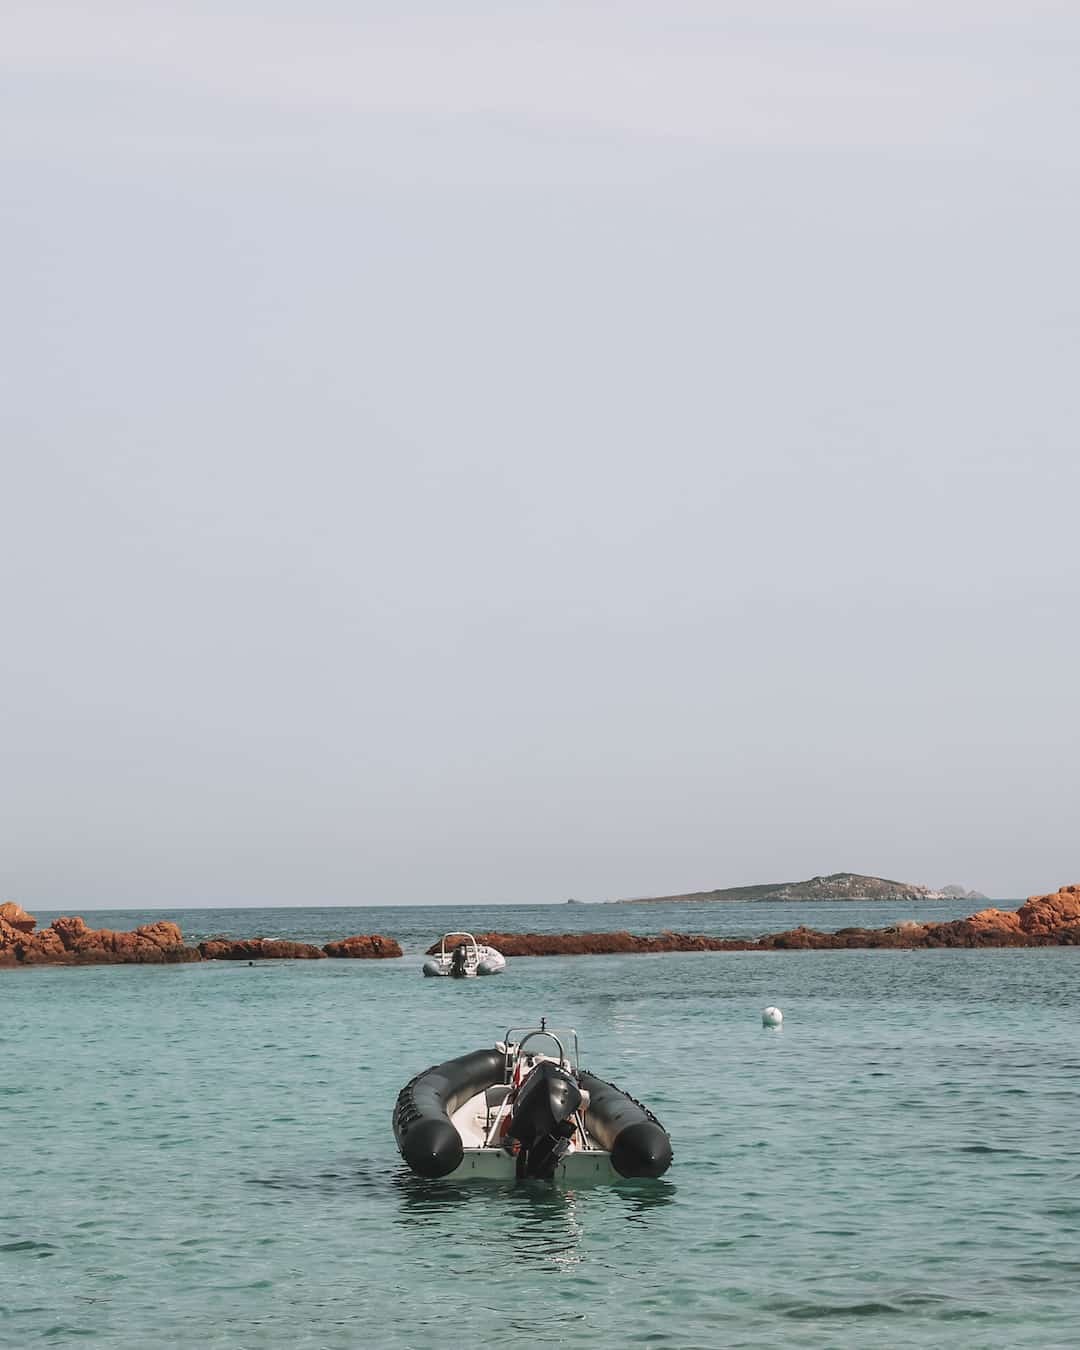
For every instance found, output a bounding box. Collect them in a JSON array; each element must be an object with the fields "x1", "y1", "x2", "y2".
[{"x1": 4, "y1": 900, "x2": 1079, "y2": 1348}]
